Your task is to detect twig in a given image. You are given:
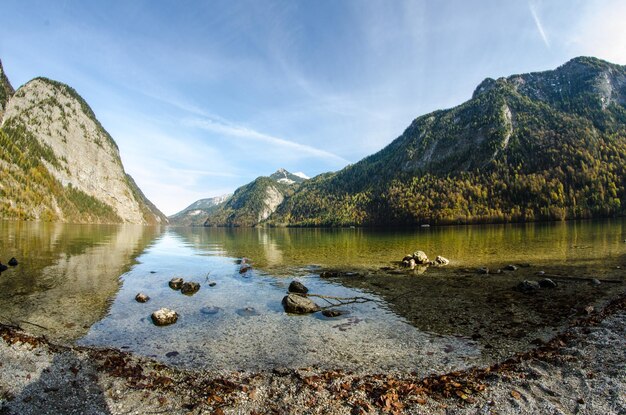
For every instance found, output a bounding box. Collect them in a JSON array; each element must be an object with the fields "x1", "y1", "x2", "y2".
[
  {"x1": 307, "y1": 294, "x2": 378, "y2": 310},
  {"x1": 542, "y1": 274, "x2": 623, "y2": 284},
  {"x1": 18, "y1": 320, "x2": 49, "y2": 330}
]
